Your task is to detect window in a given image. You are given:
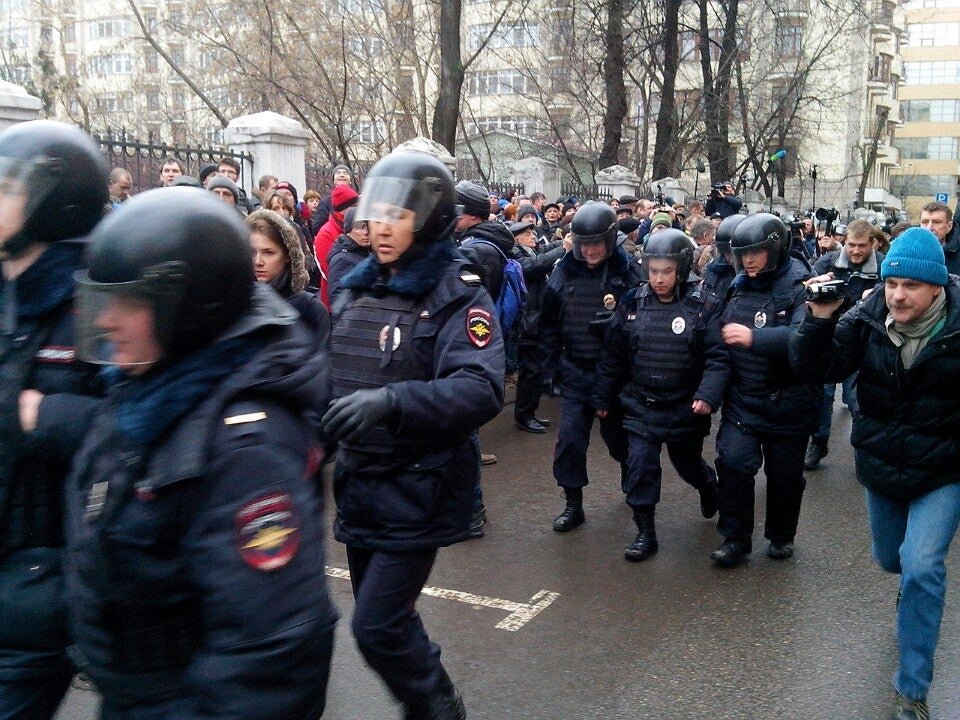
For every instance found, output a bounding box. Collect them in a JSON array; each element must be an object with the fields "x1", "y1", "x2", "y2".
[
  {"x1": 87, "y1": 54, "x2": 134, "y2": 76},
  {"x1": 906, "y1": 0, "x2": 960, "y2": 7},
  {"x1": 346, "y1": 34, "x2": 384, "y2": 55},
  {"x1": 332, "y1": 0, "x2": 378, "y2": 13},
  {"x1": 907, "y1": 22, "x2": 960, "y2": 47},
  {"x1": 1, "y1": 65, "x2": 30, "y2": 84},
  {"x1": 0, "y1": 26, "x2": 29, "y2": 50},
  {"x1": 678, "y1": 30, "x2": 698, "y2": 61},
  {"x1": 87, "y1": 18, "x2": 133, "y2": 40},
  {"x1": 205, "y1": 127, "x2": 224, "y2": 146},
  {"x1": 146, "y1": 92, "x2": 160, "y2": 112},
  {"x1": 466, "y1": 69, "x2": 531, "y2": 96},
  {"x1": 470, "y1": 116, "x2": 538, "y2": 137},
  {"x1": 871, "y1": 54, "x2": 892, "y2": 83},
  {"x1": 172, "y1": 88, "x2": 185, "y2": 107},
  {"x1": 170, "y1": 46, "x2": 184, "y2": 66},
  {"x1": 774, "y1": 22, "x2": 802, "y2": 57},
  {"x1": 891, "y1": 174, "x2": 956, "y2": 196},
  {"x1": 770, "y1": 80, "x2": 799, "y2": 118},
  {"x1": 903, "y1": 99, "x2": 960, "y2": 122},
  {"x1": 64, "y1": 55, "x2": 76, "y2": 75},
  {"x1": 897, "y1": 136, "x2": 959, "y2": 159},
  {"x1": 467, "y1": 23, "x2": 539, "y2": 50},
  {"x1": 64, "y1": 21, "x2": 76, "y2": 42},
  {"x1": 95, "y1": 94, "x2": 132, "y2": 112},
  {"x1": 904, "y1": 61, "x2": 960, "y2": 84},
  {"x1": 144, "y1": 50, "x2": 158, "y2": 73},
  {"x1": 346, "y1": 119, "x2": 386, "y2": 143}
]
